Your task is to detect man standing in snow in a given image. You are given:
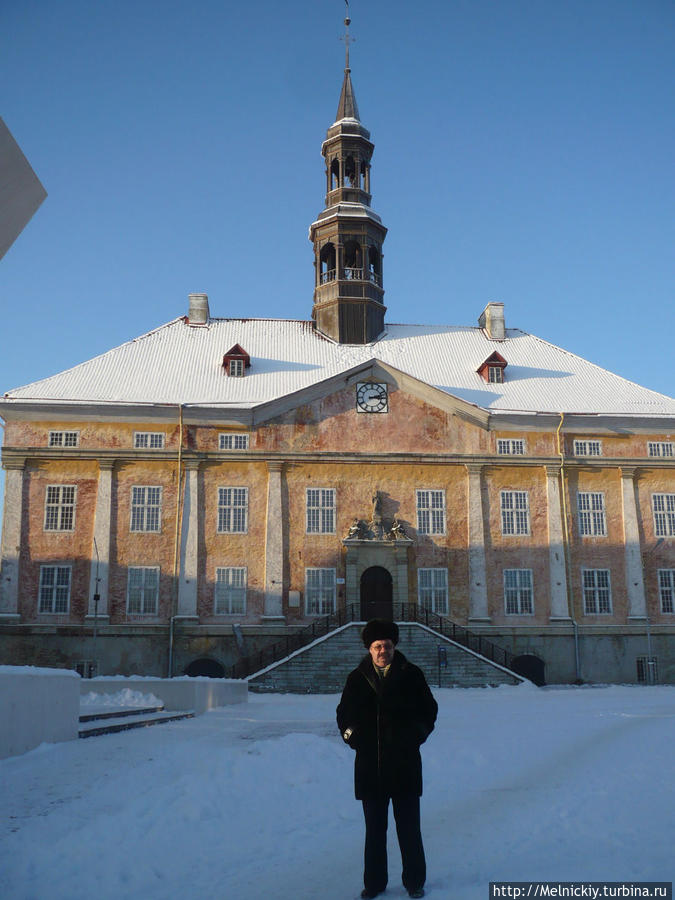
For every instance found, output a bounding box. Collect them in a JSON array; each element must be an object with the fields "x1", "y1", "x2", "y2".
[{"x1": 337, "y1": 620, "x2": 438, "y2": 900}]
